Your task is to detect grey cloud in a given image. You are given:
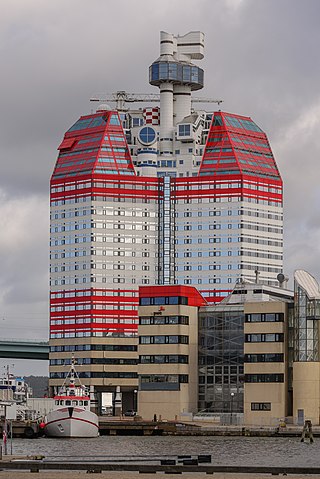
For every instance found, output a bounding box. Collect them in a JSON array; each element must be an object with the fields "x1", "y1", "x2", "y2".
[{"x1": 1, "y1": 0, "x2": 320, "y2": 373}]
